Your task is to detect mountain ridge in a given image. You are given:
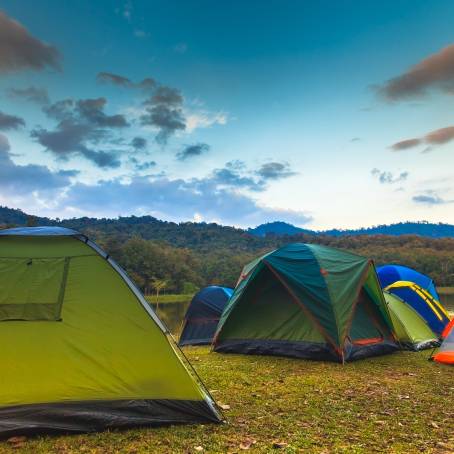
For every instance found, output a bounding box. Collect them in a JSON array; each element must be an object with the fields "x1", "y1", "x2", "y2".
[
  {"x1": 248, "y1": 220, "x2": 454, "y2": 238},
  {"x1": 2, "y1": 206, "x2": 454, "y2": 239}
]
